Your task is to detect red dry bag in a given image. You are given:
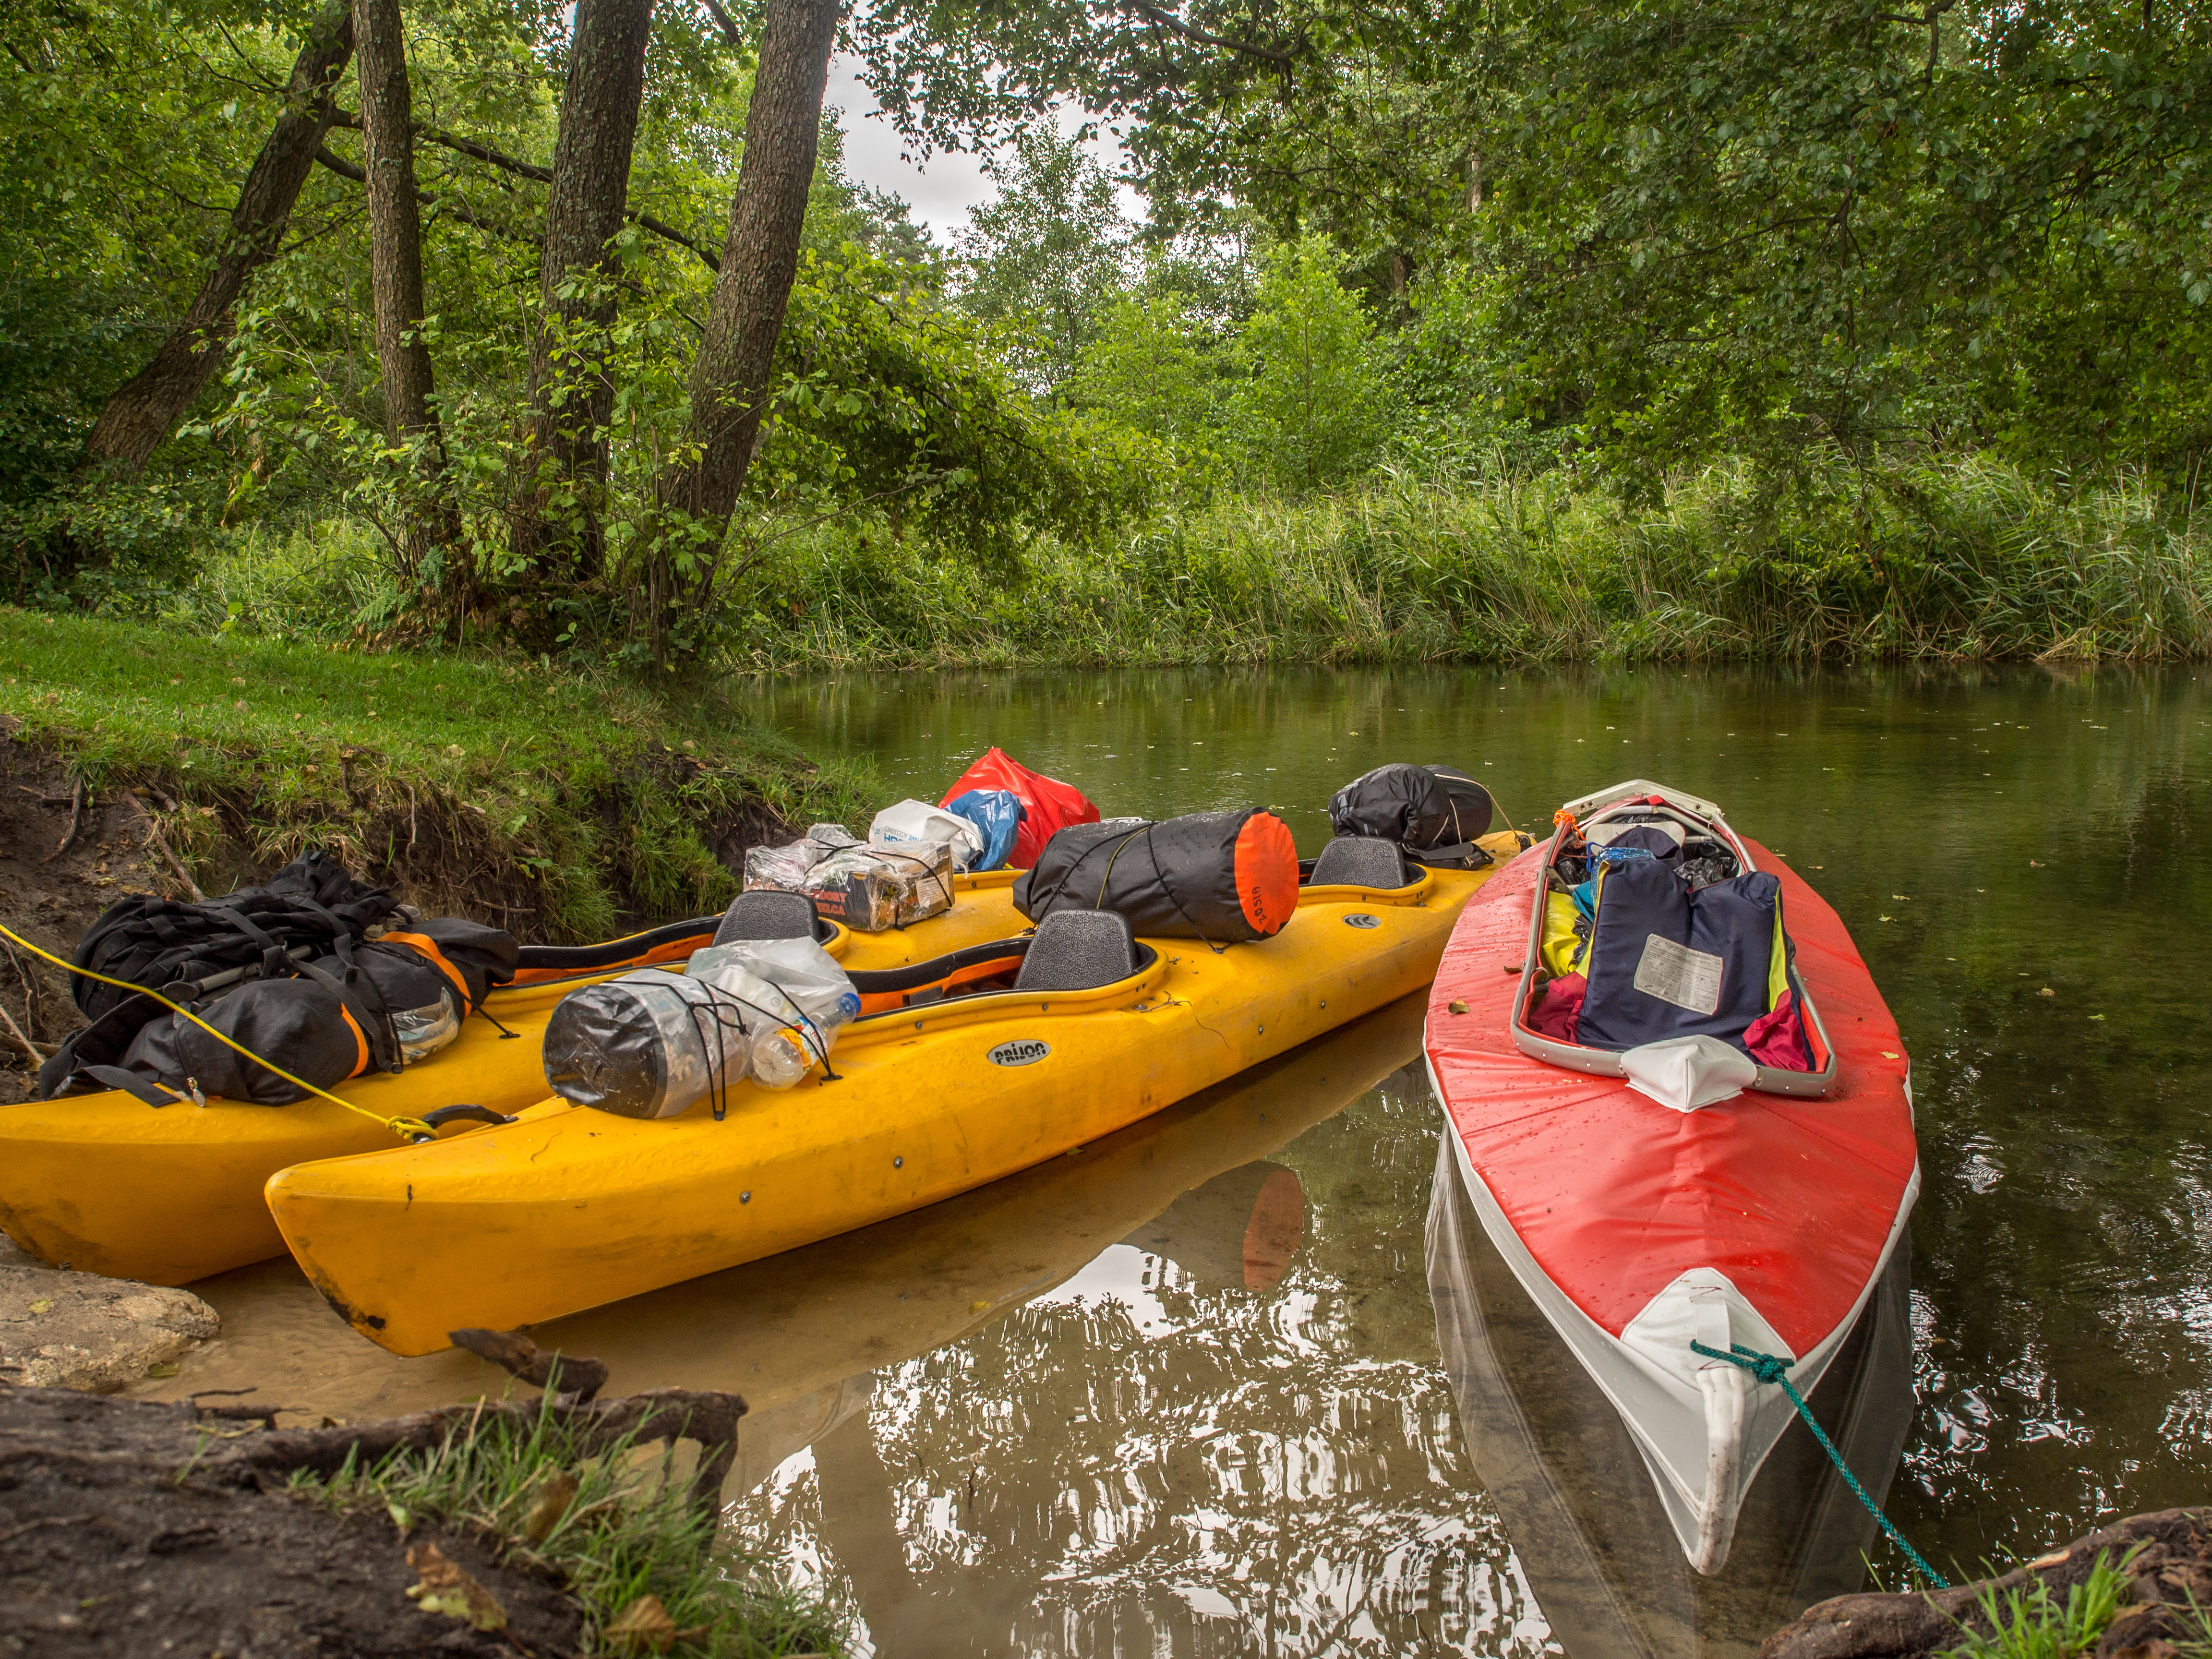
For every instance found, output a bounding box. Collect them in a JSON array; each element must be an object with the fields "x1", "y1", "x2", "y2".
[{"x1": 939, "y1": 747, "x2": 1100, "y2": 869}]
